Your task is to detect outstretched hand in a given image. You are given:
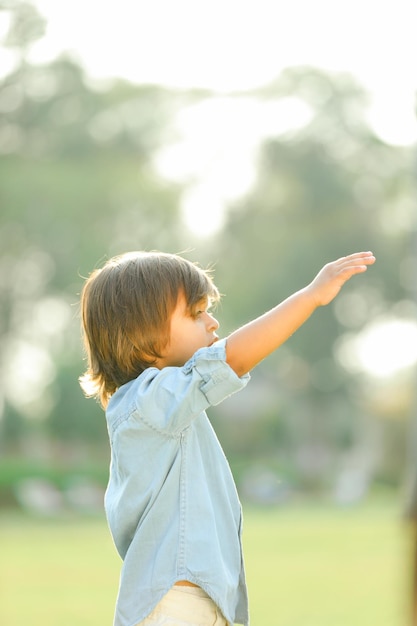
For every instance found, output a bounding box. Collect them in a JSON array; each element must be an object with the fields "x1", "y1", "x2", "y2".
[
  {"x1": 226, "y1": 250, "x2": 375, "y2": 376},
  {"x1": 306, "y1": 251, "x2": 376, "y2": 307}
]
